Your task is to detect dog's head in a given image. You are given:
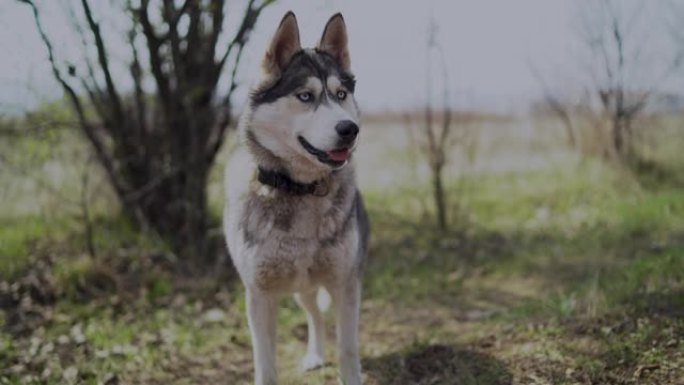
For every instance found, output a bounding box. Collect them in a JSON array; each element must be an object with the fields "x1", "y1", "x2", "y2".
[{"x1": 246, "y1": 12, "x2": 359, "y2": 179}]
